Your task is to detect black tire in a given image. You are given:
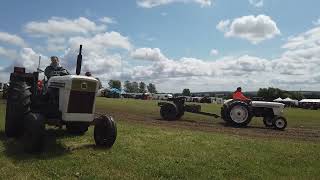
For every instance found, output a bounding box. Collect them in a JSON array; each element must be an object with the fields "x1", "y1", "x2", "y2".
[
  {"x1": 225, "y1": 101, "x2": 253, "y2": 127},
  {"x1": 94, "y1": 115, "x2": 117, "y2": 148},
  {"x1": 160, "y1": 103, "x2": 179, "y2": 121},
  {"x1": 263, "y1": 116, "x2": 274, "y2": 127},
  {"x1": 66, "y1": 123, "x2": 89, "y2": 135},
  {"x1": 221, "y1": 105, "x2": 228, "y2": 122},
  {"x1": 272, "y1": 116, "x2": 287, "y2": 130},
  {"x1": 5, "y1": 81, "x2": 31, "y2": 138},
  {"x1": 23, "y1": 113, "x2": 45, "y2": 153},
  {"x1": 176, "y1": 110, "x2": 184, "y2": 120}
]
